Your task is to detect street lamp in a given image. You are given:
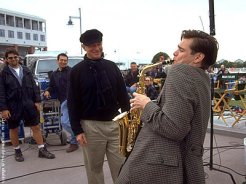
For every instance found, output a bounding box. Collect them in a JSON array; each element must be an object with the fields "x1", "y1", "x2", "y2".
[{"x1": 67, "y1": 8, "x2": 82, "y2": 54}]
